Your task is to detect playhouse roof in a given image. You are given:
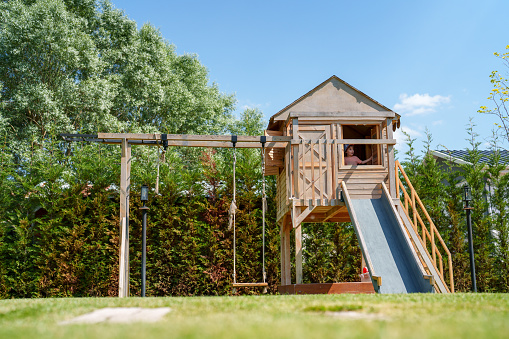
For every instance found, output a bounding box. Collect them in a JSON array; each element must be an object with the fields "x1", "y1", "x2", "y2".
[{"x1": 267, "y1": 75, "x2": 400, "y2": 130}]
